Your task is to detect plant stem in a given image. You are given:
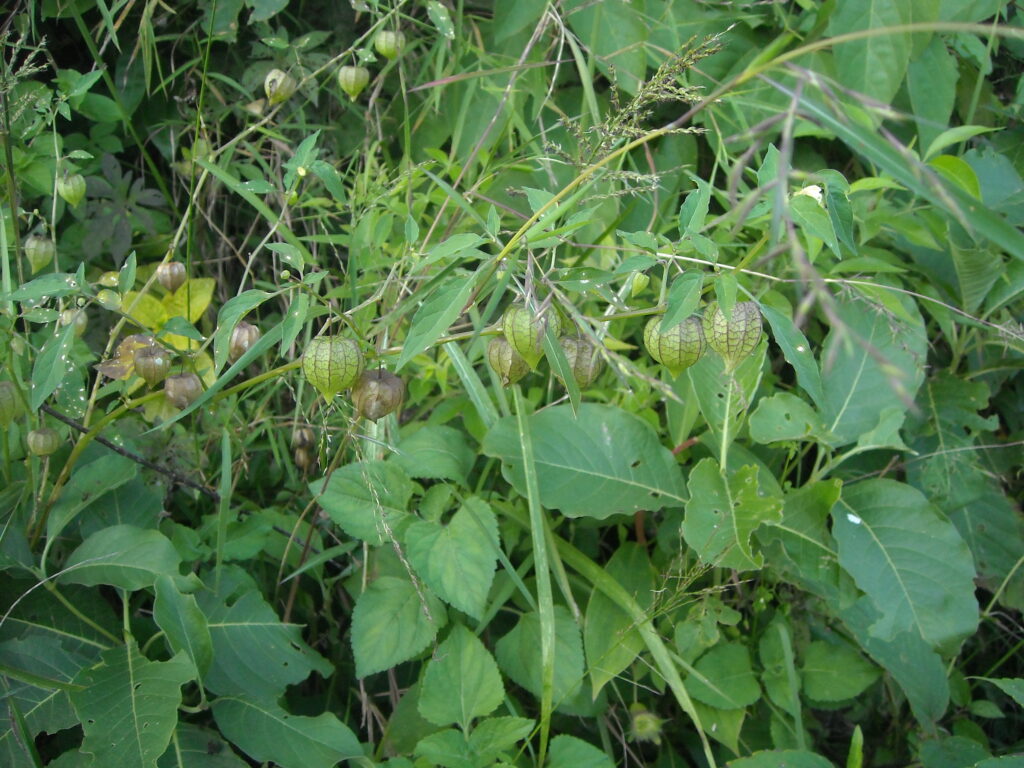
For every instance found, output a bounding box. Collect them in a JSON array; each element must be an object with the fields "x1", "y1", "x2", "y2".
[{"x1": 720, "y1": 374, "x2": 734, "y2": 472}]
